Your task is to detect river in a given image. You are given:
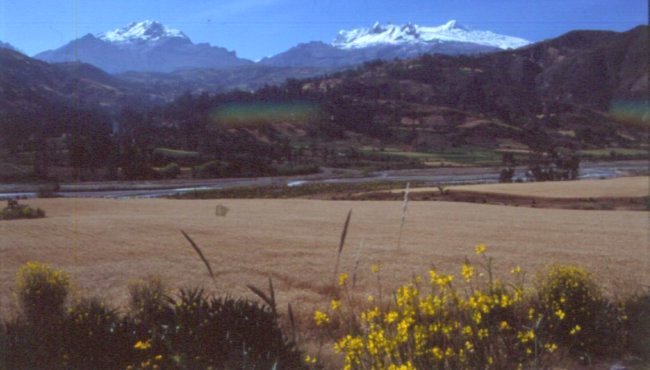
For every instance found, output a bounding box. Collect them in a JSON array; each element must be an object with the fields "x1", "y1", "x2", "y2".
[{"x1": 0, "y1": 160, "x2": 647, "y2": 199}]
